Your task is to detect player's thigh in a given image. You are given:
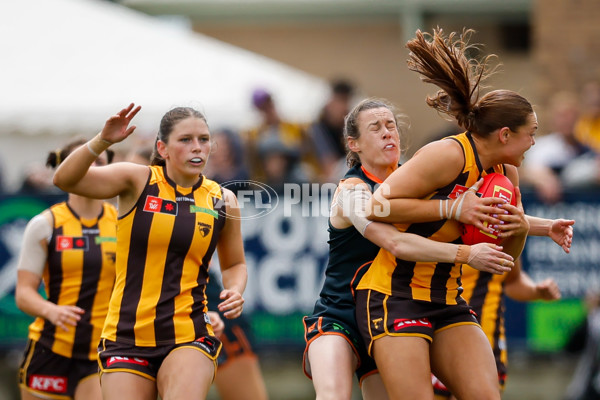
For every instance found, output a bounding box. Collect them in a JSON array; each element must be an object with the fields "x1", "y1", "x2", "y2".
[
  {"x1": 101, "y1": 372, "x2": 156, "y2": 400},
  {"x1": 20, "y1": 389, "x2": 46, "y2": 400},
  {"x1": 430, "y1": 324, "x2": 499, "y2": 400},
  {"x1": 361, "y1": 372, "x2": 389, "y2": 400},
  {"x1": 157, "y1": 347, "x2": 214, "y2": 400},
  {"x1": 373, "y1": 335, "x2": 433, "y2": 400},
  {"x1": 74, "y1": 373, "x2": 102, "y2": 400},
  {"x1": 307, "y1": 335, "x2": 357, "y2": 400}
]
